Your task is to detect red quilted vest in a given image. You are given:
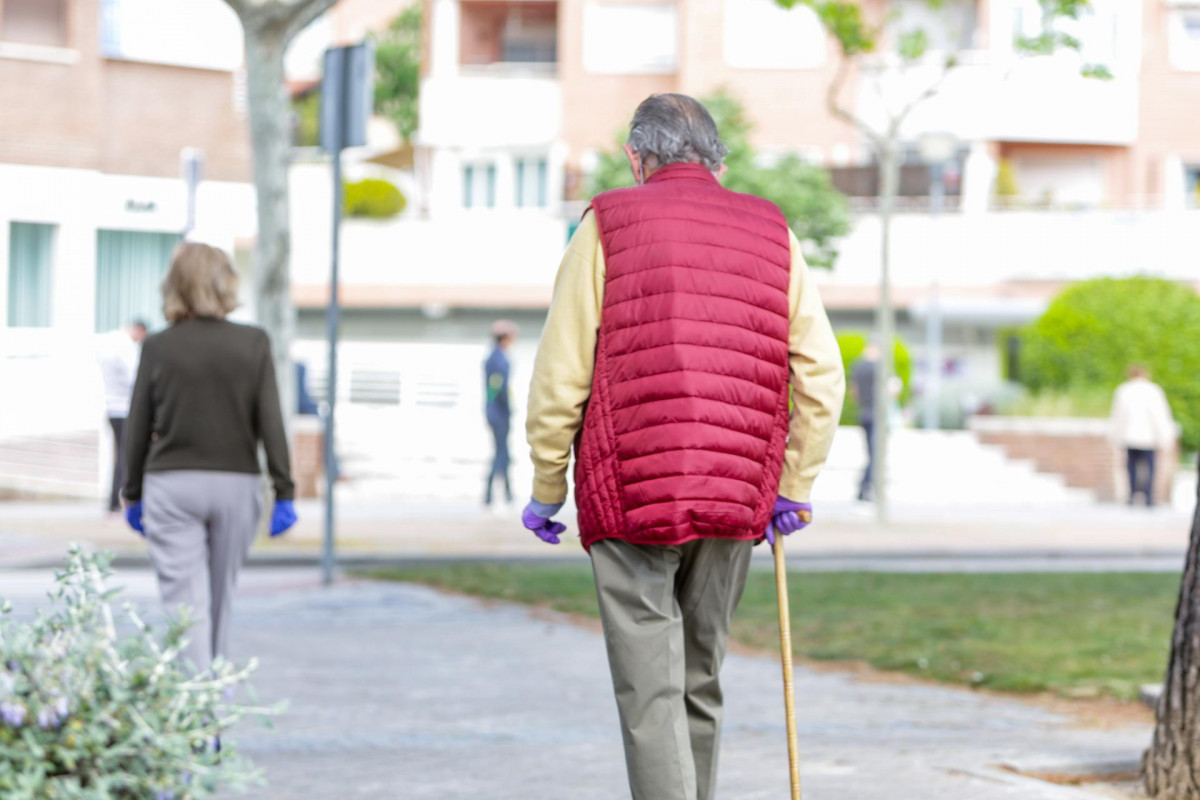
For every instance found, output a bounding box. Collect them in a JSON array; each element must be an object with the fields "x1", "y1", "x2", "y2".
[{"x1": 575, "y1": 162, "x2": 793, "y2": 549}]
